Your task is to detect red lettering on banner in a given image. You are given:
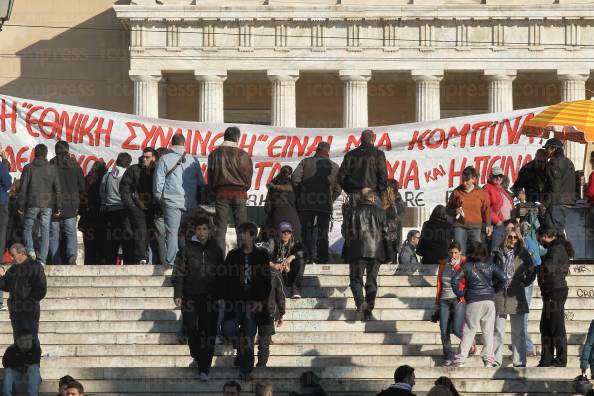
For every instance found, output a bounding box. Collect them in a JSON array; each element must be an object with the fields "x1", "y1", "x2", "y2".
[
  {"x1": 239, "y1": 134, "x2": 257, "y2": 157},
  {"x1": 305, "y1": 136, "x2": 333, "y2": 157},
  {"x1": 446, "y1": 123, "x2": 471, "y2": 149},
  {"x1": 345, "y1": 135, "x2": 361, "y2": 152},
  {"x1": 424, "y1": 164, "x2": 446, "y2": 183},
  {"x1": 474, "y1": 156, "x2": 490, "y2": 182},
  {"x1": 95, "y1": 118, "x2": 113, "y2": 147},
  {"x1": 25, "y1": 105, "x2": 43, "y2": 138},
  {"x1": 267, "y1": 163, "x2": 282, "y2": 184},
  {"x1": 376, "y1": 133, "x2": 391, "y2": 151},
  {"x1": 38, "y1": 107, "x2": 60, "y2": 139},
  {"x1": 386, "y1": 160, "x2": 420, "y2": 190},
  {"x1": 254, "y1": 162, "x2": 273, "y2": 189},
  {"x1": 487, "y1": 122, "x2": 497, "y2": 146},
  {"x1": 268, "y1": 136, "x2": 285, "y2": 158},
  {"x1": 0, "y1": 99, "x2": 17, "y2": 133},
  {"x1": 471, "y1": 122, "x2": 492, "y2": 147},
  {"x1": 192, "y1": 130, "x2": 211, "y2": 156},
  {"x1": 75, "y1": 115, "x2": 98, "y2": 146},
  {"x1": 57, "y1": 111, "x2": 79, "y2": 142},
  {"x1": 201, "y1": 163, "x2": 208, "y2": 183},
  {"x1": 496, "y1": 116, "x2": 523, "y2": 145},
  {"x1": 207, "y1": 132, "x2": 224, "y2": 153},
  {"x1": 287, "y1": 136, "x2": 308, "y2": 157},
  {"x1": 425, "y1": 129, "x2": 445, "y2": 150},
  {"x1": 448, "y1": 157, "x2": 469, "y2": 188},
  {"x1": 408, "y1": 129, "x2": 430, "y2": 150},
  {"x1": 123, "y1": 122, "x2": 142, "y2": 150}
]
